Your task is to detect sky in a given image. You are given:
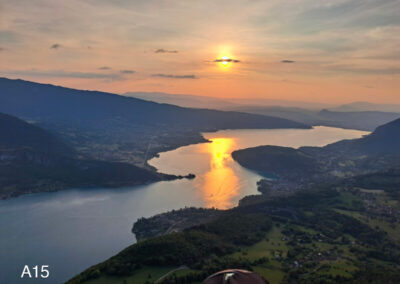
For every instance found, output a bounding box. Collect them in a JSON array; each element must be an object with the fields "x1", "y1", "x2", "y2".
[{"x1": 1, "y1": 0, "x2": 400, "y2": 104}]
